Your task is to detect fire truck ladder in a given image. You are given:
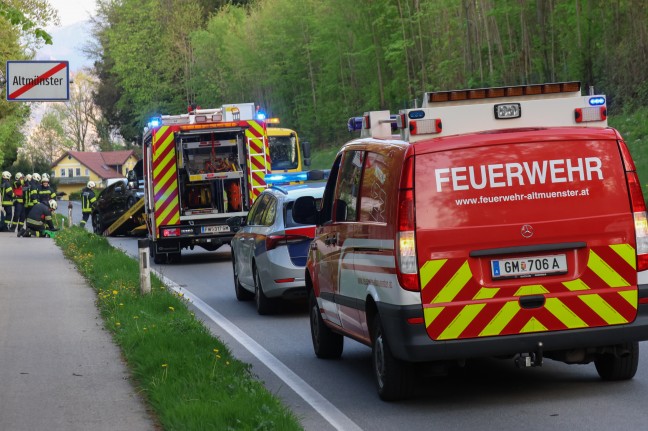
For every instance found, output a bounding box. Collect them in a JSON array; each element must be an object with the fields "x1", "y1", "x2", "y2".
[
  {"x1": 103, "y1": 197, "x2": 146, "y2": 237},
  {"x1": 245, "y1": 132, "x2": 269, "y2": 203}
]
